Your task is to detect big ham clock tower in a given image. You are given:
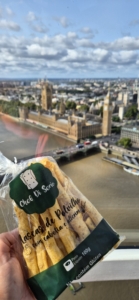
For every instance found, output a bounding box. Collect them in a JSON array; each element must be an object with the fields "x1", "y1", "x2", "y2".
[{"x1": 102, "y1": 85, "x2": 113, "y2": 136}]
